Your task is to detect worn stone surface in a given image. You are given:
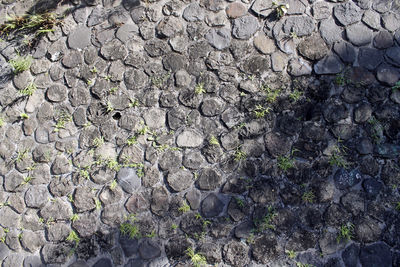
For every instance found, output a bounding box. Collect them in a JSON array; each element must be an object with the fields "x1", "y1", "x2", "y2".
[{"x1": 0, "y1": 0, "x2": 398, "y2": 265}]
